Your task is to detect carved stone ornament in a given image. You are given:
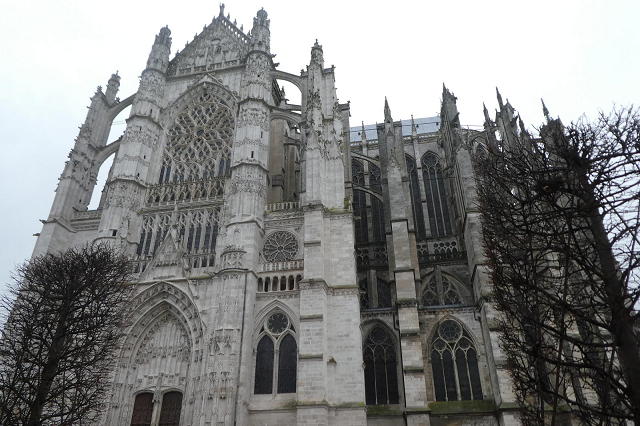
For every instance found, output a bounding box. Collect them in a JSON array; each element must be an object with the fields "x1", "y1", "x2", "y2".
[{"x1": 262, "y1": 231, "x2": 298, "y2": 262}]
